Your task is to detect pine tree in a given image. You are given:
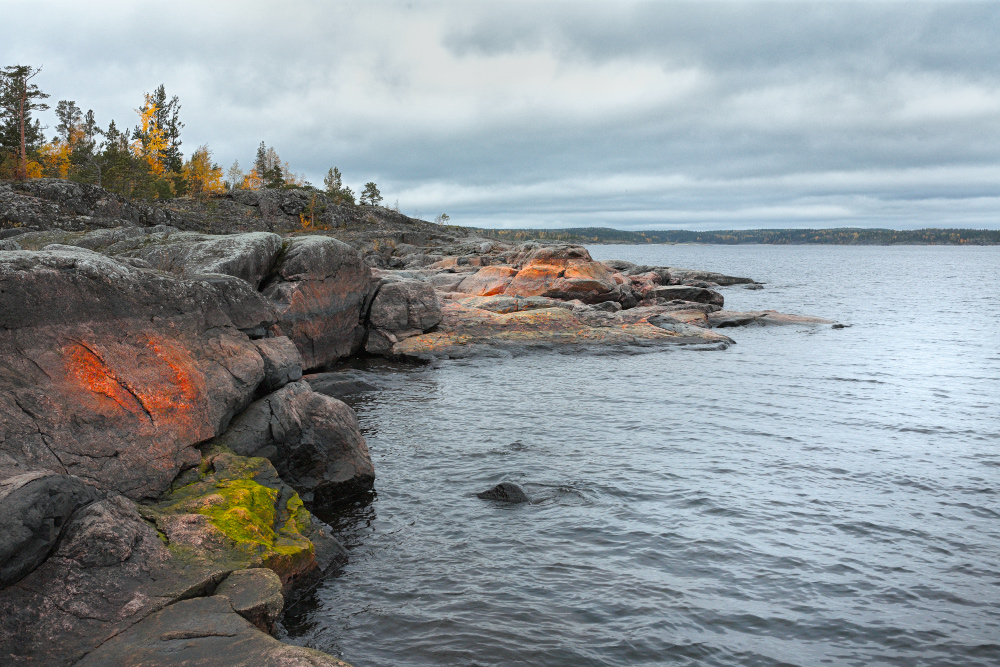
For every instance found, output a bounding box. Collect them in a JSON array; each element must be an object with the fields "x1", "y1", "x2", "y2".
[
  {"x1": 361, "y1": 181, "x2": 382, "y2": 206},
  {"x1": 151, "y1": 85, "x2": 183, "y2": 173},
  {"x1": 0, "y1": 64, "x2": 50, "y2": 179},
  {"x1": 54, "y1": 100, "x2": 83, "y2": 143},
  {"x1": 323, "y1": 166, "x2": 342, "y2": 194},
  {"x1": 254, "y1": 142, "x2": 267, "y2": 183}
]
